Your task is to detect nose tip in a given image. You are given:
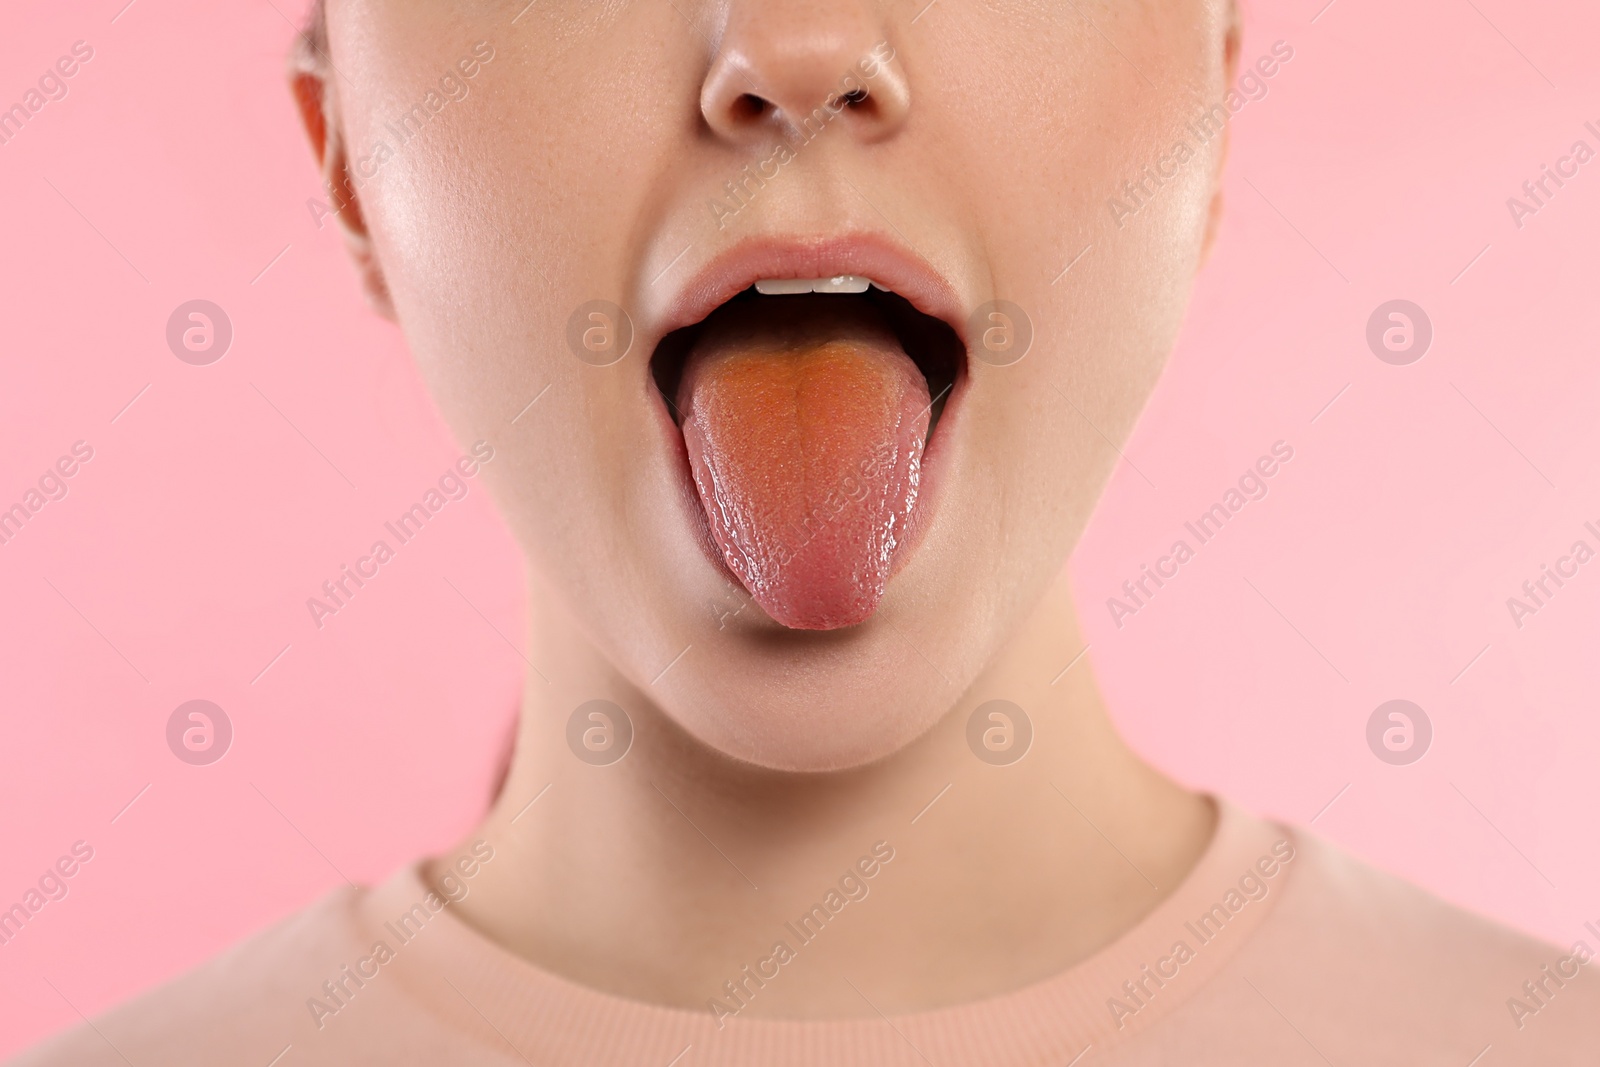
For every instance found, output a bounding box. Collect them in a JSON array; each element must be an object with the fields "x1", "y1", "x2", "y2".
[{"x1": 700, "y1": 12, "x2": 909, "y2": 145}]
